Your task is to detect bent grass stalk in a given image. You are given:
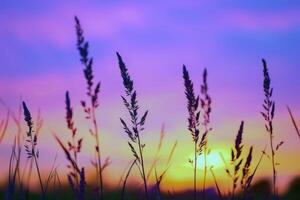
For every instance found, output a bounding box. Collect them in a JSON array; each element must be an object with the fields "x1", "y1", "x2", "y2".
[
  {"x1": 6, "y1": 137, "x2": 22, "y2": 200},
  {"x1": 44, "y1": 154, "x2": 58, "y2": 194},
  {"x1": 0, "y1": 109, "x2": 9, "y2": 143},
  {"x1": 287, "y1": 106, "x2": 300, "y2": 141},
  {"x1": 0, "y1": 99, "x2": 9, "y2": 144},
  {"x1": 210, "y1": 166, "x2": 222, "y2": 199},
  {"x1": 121, "y1": 158, "x2": 138, "y2": 200},
  {"x1": 147, "y1": 124, "x2": 165, "y2": 180},
  {"x1": 153, "y1": 140, "x2": 177, "y2": 199},
  {"x1": 242, "y1": 147, "x2": 265, "y2": 200},
  {"x1": 5, "y1": 104, "x2": 24, "y2": 200}
]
